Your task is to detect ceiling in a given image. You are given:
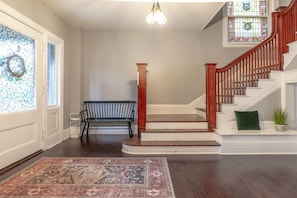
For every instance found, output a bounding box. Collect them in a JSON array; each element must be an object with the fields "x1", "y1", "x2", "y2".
[{"x1": 42, "y1": 0, "x2": 226, "y2": 30}]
